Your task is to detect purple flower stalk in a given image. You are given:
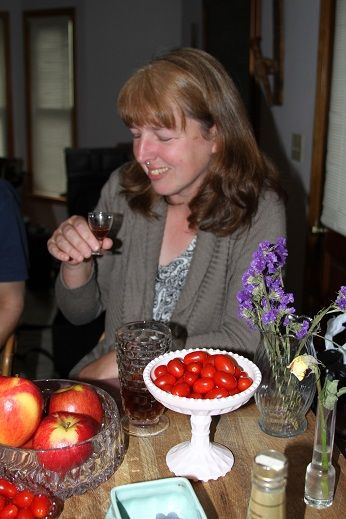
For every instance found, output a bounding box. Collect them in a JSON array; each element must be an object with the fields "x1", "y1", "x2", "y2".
[
  {"x1": 237, "y1": 237, "x2": 300, "y2": 335},
  {"x1": 237, "y1": 238, "x2": 346, "y2": 345}
]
